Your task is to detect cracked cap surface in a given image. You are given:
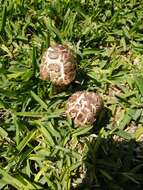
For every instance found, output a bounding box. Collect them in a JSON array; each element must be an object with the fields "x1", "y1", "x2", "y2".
[
  {"x1": 65, "y1": 91, "x2": 103, "y2": 126},
  {"x1": 40, "y1": 44, "x2": 77, "y2": 86}
]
